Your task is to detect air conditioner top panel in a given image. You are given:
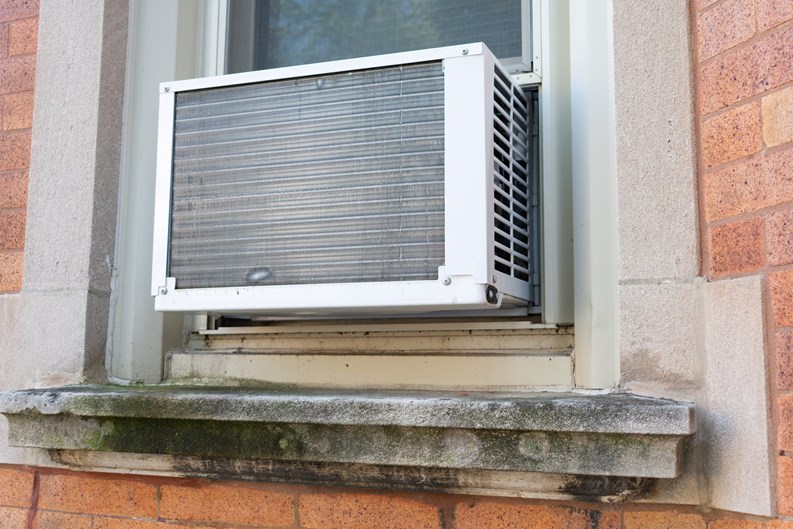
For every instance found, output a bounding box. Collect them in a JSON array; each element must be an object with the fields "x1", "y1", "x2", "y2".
[{"x1": 160, "y1": 43, "x2": 487, "y2": 95}]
